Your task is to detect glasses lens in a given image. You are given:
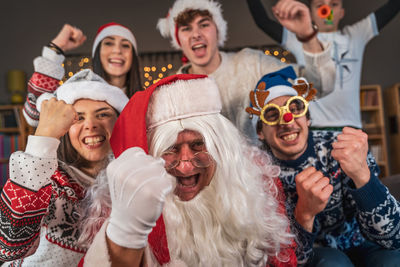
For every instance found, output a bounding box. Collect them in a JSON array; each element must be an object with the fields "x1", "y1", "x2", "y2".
[
  {"x1": 263, "y1": 106, "x2": 280, "y2": 123},
  {"x1": 192, "y1": 151, "x2": 212, "y2": 168},
  {"x1": 161, "y1": 151, "x2": 212, "y2": 170},
  {"x1": 161, "y1": 152, "x2": 179, "y2": 170},
  {"x1": 288, "y1": 98, "x2": 306, "y2": 115}
]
